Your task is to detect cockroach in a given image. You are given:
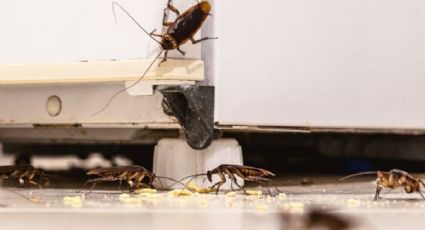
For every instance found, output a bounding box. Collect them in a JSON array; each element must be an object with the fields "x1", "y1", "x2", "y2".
[
  {"x1": 305, "y1": 209, "x2": 354, "y2": 230},
  {"x1": 339, "y1": 169, "x2": 425, "y2": 200},
  {"x1": 0, "y1": 165, "x2": 48, "y2": 188},
  {"x1": 83, "y1": 165, "x2": 189, "y2": 194},
  {"x1": 92, "y1": 0, "x2": 217, "y2": 116},
  {"x1": 282, "y1": 209, "x2": 355, "y2": 230},
  {"x1": 179, "y1": 164, "x2": 281, "y2": 195}
]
